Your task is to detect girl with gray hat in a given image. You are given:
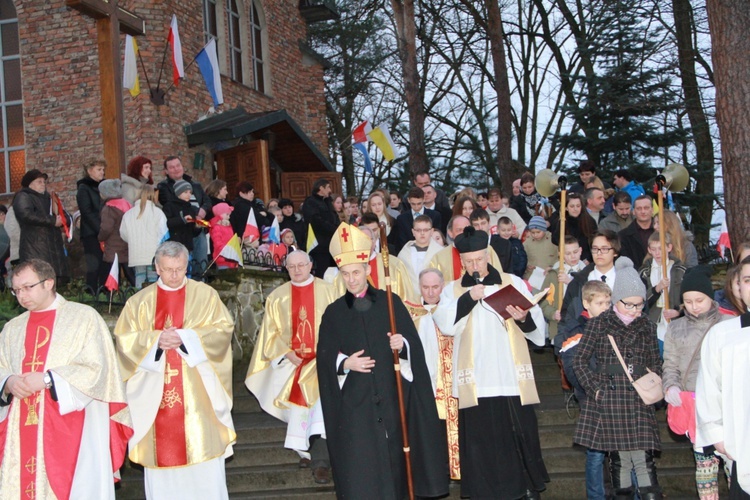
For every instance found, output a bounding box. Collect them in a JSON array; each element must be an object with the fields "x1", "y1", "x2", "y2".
[{"x1": 573, "y1": 257, "x2": 664, "y2": 499}]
